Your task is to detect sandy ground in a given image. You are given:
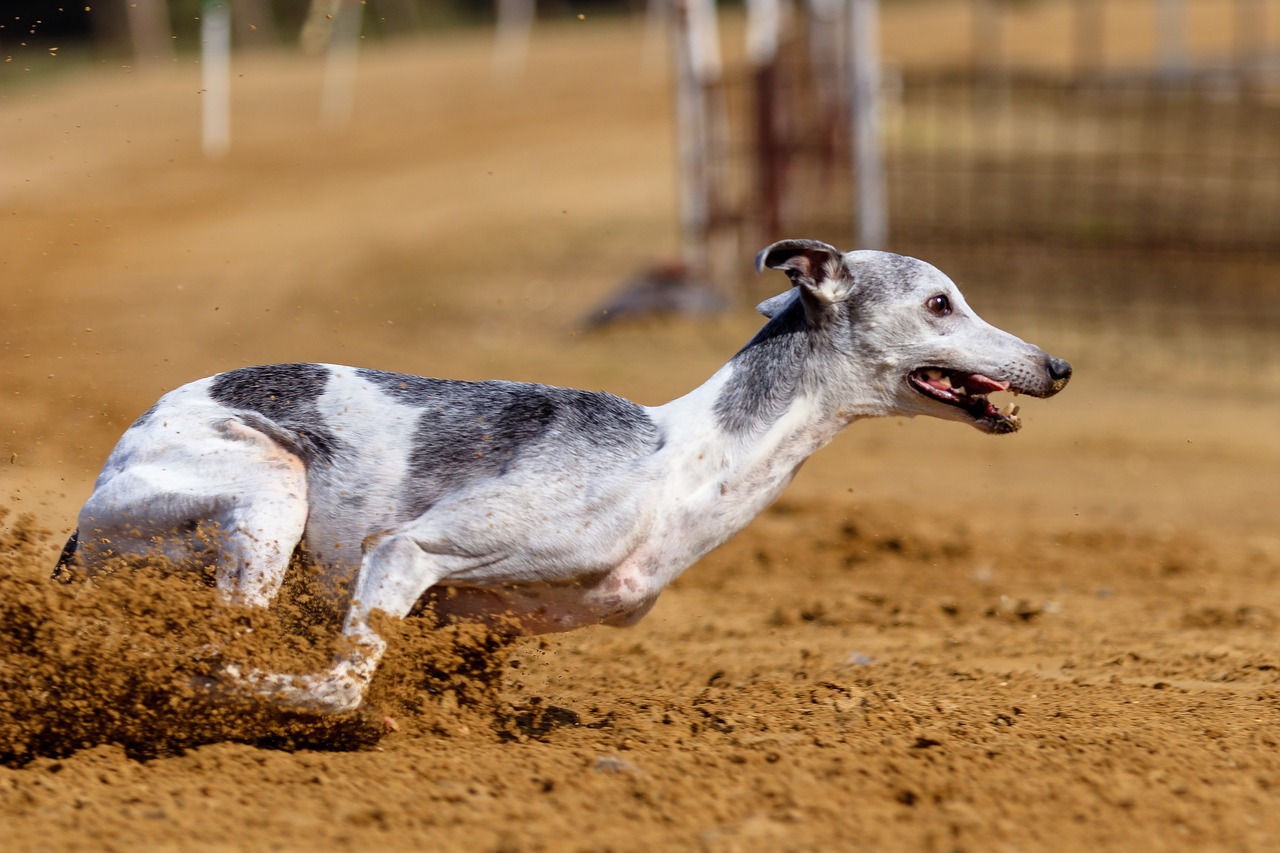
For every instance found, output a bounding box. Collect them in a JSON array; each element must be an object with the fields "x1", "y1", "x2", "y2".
[{"x1": 3, "y1": 11, "x2": 1280, "y2": 853}]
